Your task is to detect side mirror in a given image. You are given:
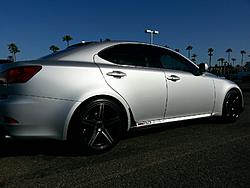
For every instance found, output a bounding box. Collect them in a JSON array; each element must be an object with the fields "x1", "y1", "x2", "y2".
[{"x1": 199, "y1": 63, "x2": 209, "y2": 73}]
